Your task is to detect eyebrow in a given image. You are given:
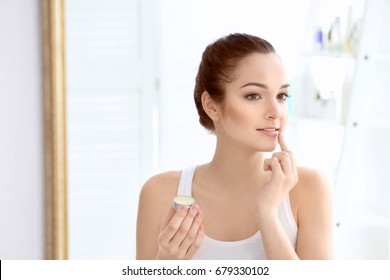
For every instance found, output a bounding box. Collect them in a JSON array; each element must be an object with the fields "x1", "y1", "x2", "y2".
[{"x1": 240, "y1": 82, "x2": 290, "y2": 89}]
